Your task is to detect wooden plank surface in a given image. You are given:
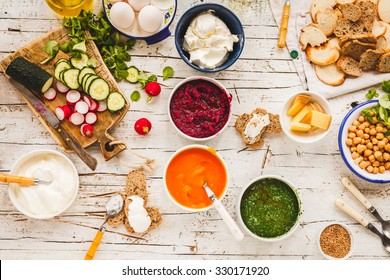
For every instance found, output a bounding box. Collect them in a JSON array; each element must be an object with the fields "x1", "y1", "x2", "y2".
[{"x1": 0, "y1": 0, "x2": 389, "y2": 260}]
